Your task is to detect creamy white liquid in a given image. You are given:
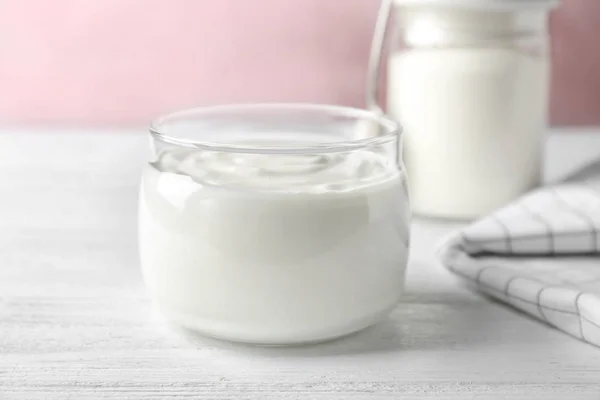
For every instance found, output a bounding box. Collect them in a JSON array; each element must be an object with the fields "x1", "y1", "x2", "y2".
[
  {"x1": 388, "y1": 47, "x2": 548, "y2": 219},
  {"x1": 139, "y1": 147, "x2": 410, "y2": 344}
]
